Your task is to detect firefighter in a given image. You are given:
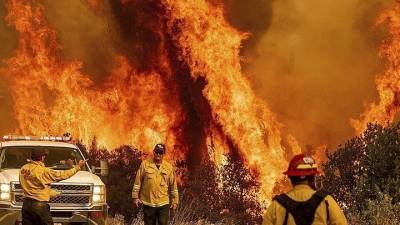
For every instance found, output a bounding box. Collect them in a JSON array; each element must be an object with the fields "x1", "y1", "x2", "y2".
[
  {"x1": 262, "y1": 154, "x2": 348, "y2": 225},
  {"x1": 132, "y1": 143, "x2": 179, "y2": 225},
  {"x1": 19, "y1": 148, "x2": 86, "y2": 225}
]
